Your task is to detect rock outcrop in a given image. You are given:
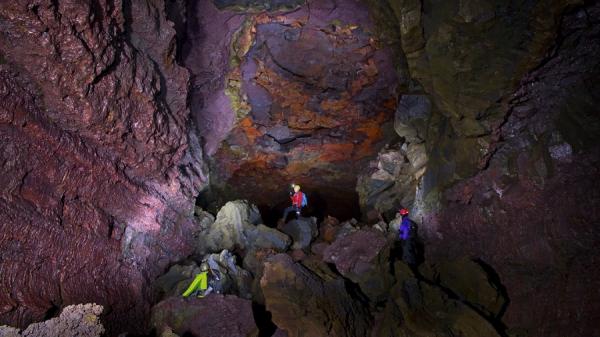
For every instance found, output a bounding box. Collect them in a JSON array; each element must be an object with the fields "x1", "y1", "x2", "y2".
[
  {"x1": 196, "y1": 200, "x2": 291, "y2": 254},
  {"x1": 196, "y1": 0, "x2": 401, "y2": 217},
  {"x1": 0, "y1": 0, "x2": 205, "y2": 334},
  {"x1": 261, "y1": 254, "x2": 371, "y2": 337},
  {"x1": 278, "y1": 217, "x2": 318, "y2": 250},
  {"x1": 420, "y1": 258, "x2": 508, "y2": 318},
  {"x1": 151, "y1": 295, "x2": 258, "y2": 337},
  {"x1": 323, "y1": 229, "x2": 392, "y2": 303},
  {"x1": 0, "y1": 304, "x2": 104, "y2": 337}
]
